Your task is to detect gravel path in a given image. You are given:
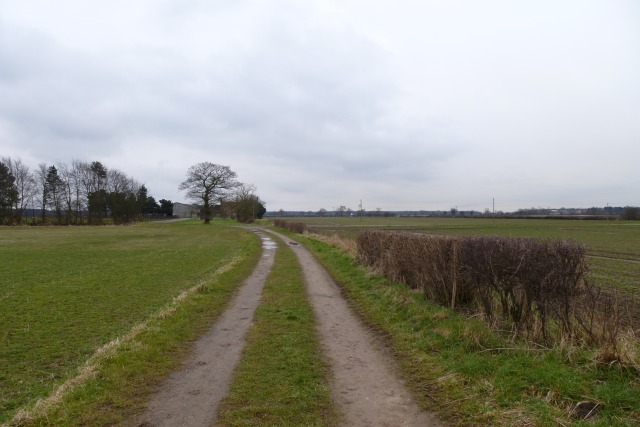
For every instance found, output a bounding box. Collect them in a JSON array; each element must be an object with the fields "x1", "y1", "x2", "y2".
[
  {"x1": 265, "y1": 229, "x2": 442, "y2": 427},
  {"x1": 137, "y1": 230, "x2": 276, "y2": 427}
]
